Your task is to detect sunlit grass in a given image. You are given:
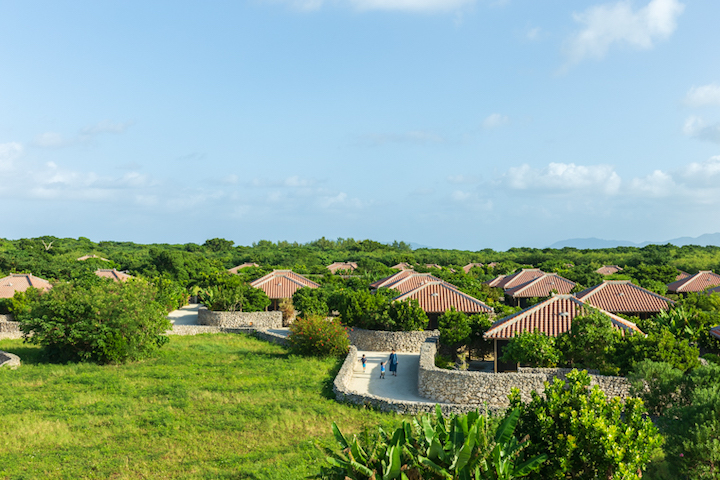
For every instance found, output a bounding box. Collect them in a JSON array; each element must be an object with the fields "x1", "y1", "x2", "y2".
[{"x1": 0, "y1": 334, "x2": 401, "y2": 479}]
